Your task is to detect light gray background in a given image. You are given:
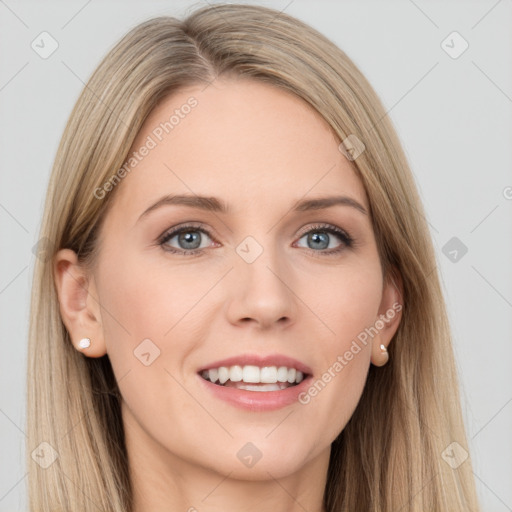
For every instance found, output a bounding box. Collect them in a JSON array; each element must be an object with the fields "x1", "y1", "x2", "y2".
[{"x1": 1, "y1": 1, "x2": 511, "y2": 510}]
